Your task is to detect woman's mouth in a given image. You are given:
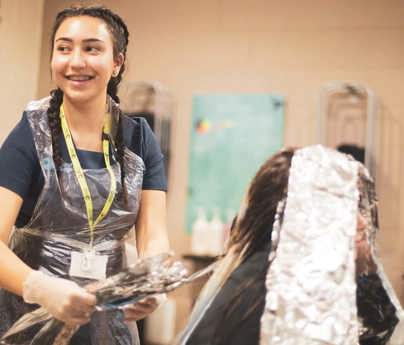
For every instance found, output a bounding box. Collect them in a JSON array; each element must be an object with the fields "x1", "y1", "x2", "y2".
[{"x1": 65, "y1": 75, "x2": 95, "y2": 84}]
